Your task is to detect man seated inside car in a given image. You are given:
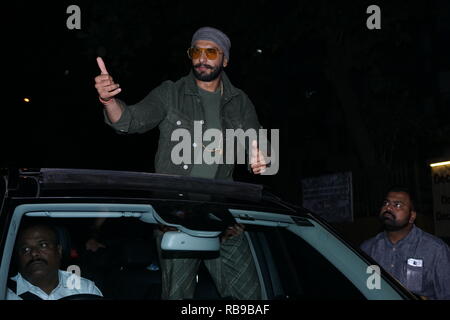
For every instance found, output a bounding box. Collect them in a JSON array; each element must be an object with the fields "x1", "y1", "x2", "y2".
[{"x1": 7, "y1": 222, "x2": 103, "y2": 300}]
